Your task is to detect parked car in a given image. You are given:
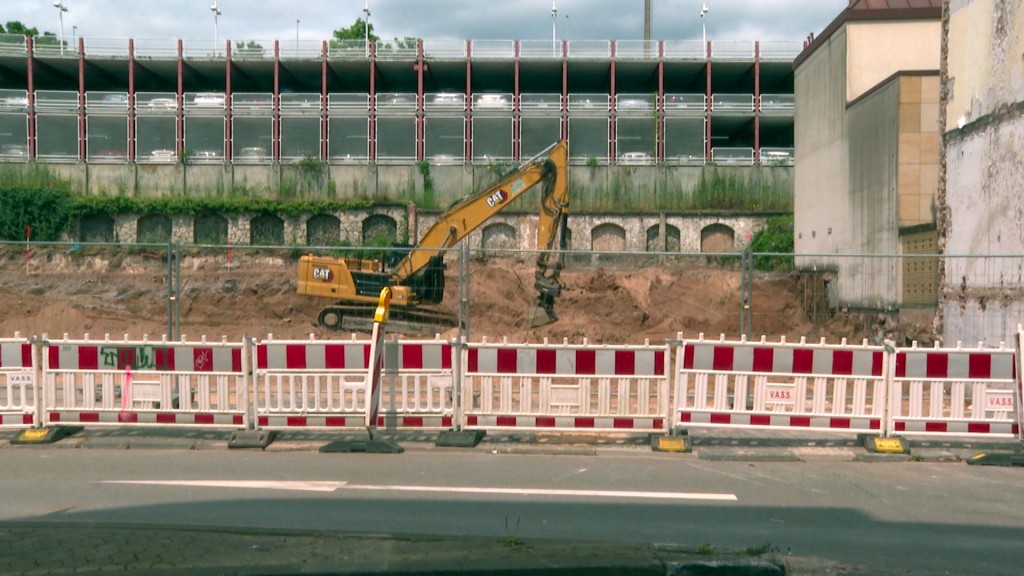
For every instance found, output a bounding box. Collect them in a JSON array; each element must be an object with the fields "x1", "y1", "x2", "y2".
[
  {"x1": 188, "y1": 149, "x2": 222, "y2": 161},
  {"x1": 1, "y1": 96, "x2": 28, "y2": 110},
  {"x1": 474, "y1": 93, "x2": 508, "y2": 108},
  {"x1": 149, "y1": 148, "x2": 177, "y2": 162},
  {"x1": 146, "y1": 98, "x2": 177, "y2": 110},
  {"x1": 101, "y1": 94, "x2": 129, "y2": 106},
  {"x1": 377, "y1": 93, "x2": 414, "y2": 107},
  {"x1": 617, "y1": 97, "x2": 653, "y2": 111},
  {"x1": 618, "y1": 151, "x2": 654, "y2": 165},
  {"x1": 431, "y1": 92, "x2": 464, "y2": 105},
  {"x1": 0, "y1": 144, "x2": 28, "y2": 158},
  {"x1": 236, "y1": 147, "x2": 267, "y2": 162},
  {"x1": 192, "y1": 93, "x2": 226, "y2": 107}
]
